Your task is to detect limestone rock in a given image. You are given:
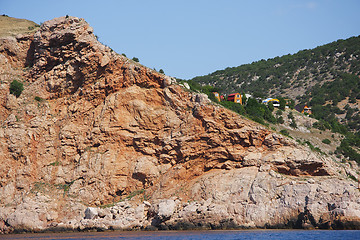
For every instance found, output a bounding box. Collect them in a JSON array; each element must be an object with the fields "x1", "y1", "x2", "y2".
[
  {"x1": 6, "y1": 209, "x2": 45, "y2": 230},
  {"x1": 133, "y1": 156, "x2": 160, "y2": 185},
  {"x1": 158, "y1": 199, "x2": 176, "y2": 220},
  {"x1": 84, "y1": 207, "x2": 98, "y2": 219}
]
